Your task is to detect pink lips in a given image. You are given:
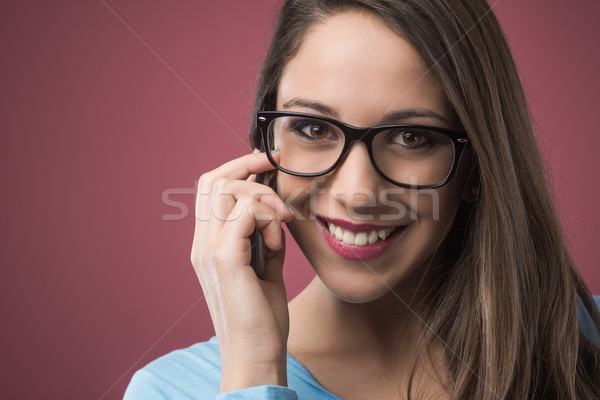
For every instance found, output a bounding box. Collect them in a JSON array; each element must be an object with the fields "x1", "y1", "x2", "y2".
[{"x1": 316, "y1": 217, "x2": 406, "y2": 261}]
